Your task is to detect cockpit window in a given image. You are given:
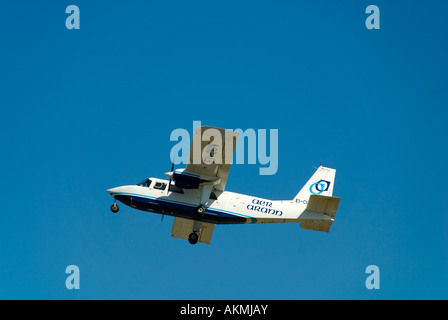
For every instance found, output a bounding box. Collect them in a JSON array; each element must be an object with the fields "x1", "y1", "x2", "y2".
[
  {"x1": 137, "y1": 179, "x2": 152, "y2": 187},
  {"x1": 154, "y1": 182, "x2": 167, "y2": 190}
]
